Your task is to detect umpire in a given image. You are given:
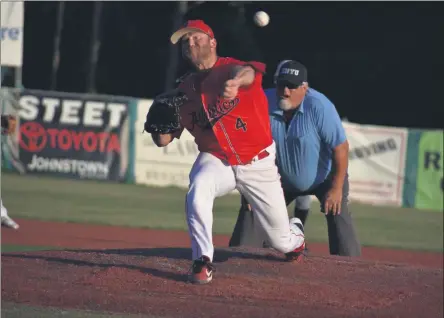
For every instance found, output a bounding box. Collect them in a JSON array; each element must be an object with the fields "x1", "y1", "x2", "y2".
[
  {"x1": 231, "y1": 60, "x2": 361, "y2": 257},
  {"x1": 272, "y1": 60, "x2": 360, "y2": 256}
]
